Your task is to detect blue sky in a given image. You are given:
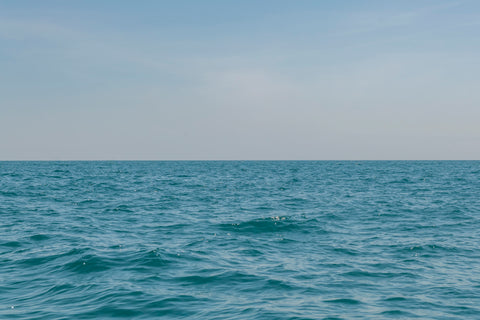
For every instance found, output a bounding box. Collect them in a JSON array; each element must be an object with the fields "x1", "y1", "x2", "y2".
[{"x1": 1, "y1": 0, "x2": 479, "y2": 159}]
